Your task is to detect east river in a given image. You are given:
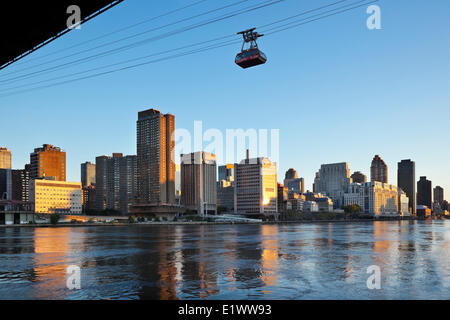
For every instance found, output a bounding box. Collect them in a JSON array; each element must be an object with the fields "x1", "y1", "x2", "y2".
[{"x1": 0, "y1": 220, "x2": 449, "y2": 299}]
